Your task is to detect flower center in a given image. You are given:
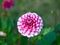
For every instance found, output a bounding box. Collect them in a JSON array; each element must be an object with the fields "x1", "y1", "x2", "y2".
[{"x1": 27, "y1": 19, "x2": 32, "y2": 23}]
